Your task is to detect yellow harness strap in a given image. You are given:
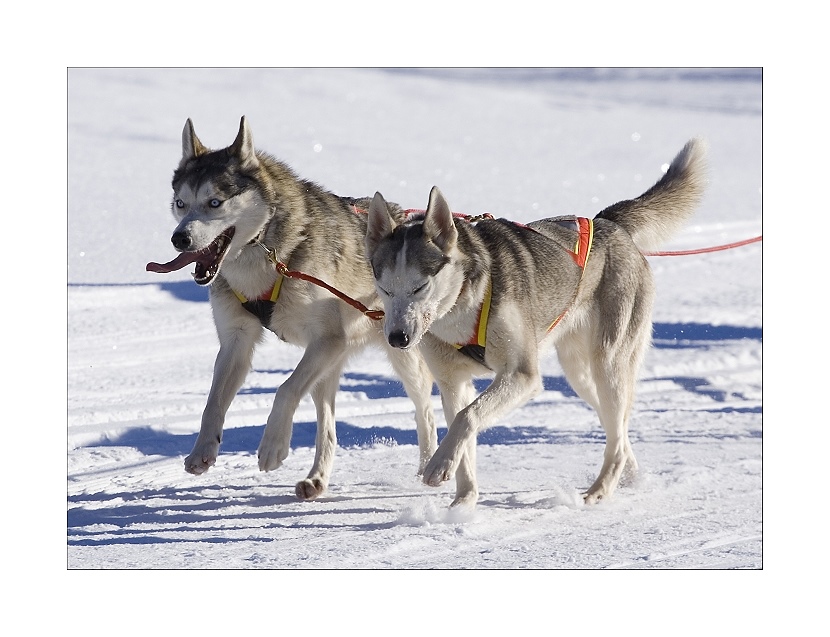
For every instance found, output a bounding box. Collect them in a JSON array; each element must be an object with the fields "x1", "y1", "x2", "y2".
[
  {"x1": 232, "y1": 276, "x2": 283, "y2": 305},
  {"x1": 453, "y1": 278, "x2": 491, "y2": 367},
  {"x1": 458, "y1": 278, "x2": 492, "y2": 349}
]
